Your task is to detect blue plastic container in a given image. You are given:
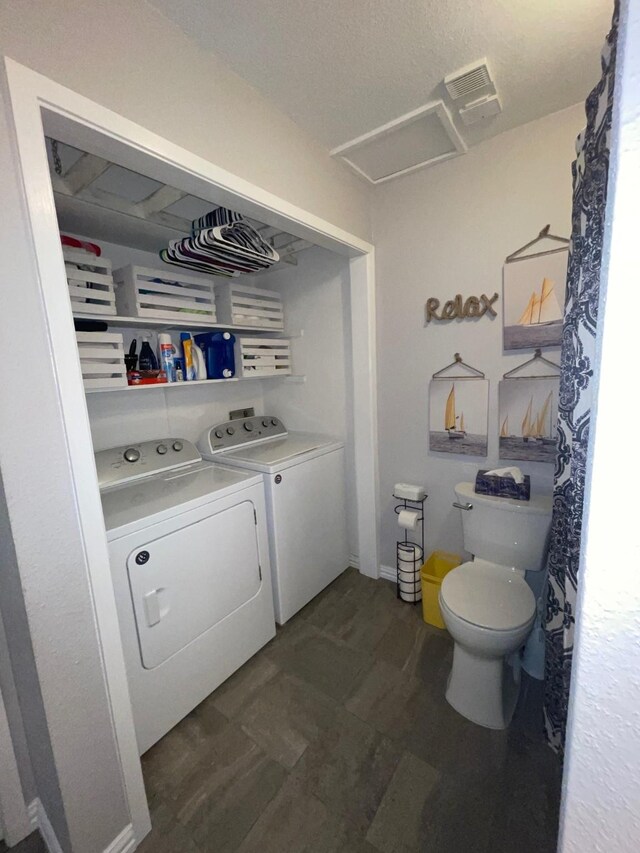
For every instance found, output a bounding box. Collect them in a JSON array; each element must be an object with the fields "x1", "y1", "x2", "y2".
[{"x1": 194, "y1": 332, "x2": 236, "y2": 379}]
